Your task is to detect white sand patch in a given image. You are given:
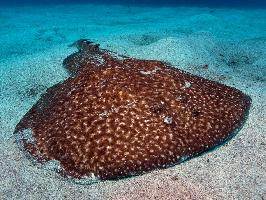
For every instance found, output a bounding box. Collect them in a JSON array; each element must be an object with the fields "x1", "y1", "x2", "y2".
[{"x1": 0, "y1": 3, "x2": 265, "y2": 200}]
